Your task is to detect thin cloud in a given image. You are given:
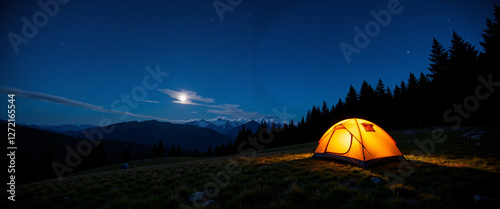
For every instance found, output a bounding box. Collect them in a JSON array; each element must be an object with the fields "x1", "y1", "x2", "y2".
[
  {"x1": 142, "y1": 99, "x2": 160, "y2": 103},
  {"x1": 207, "y1": 103, "x2": 271, "y2": 118},
  {"x1": 0, "y1": 86, "x2": 175, "y2": 122},
  {"x1": 158, "y1": 89, "x2": 215, "y2": 104}
]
